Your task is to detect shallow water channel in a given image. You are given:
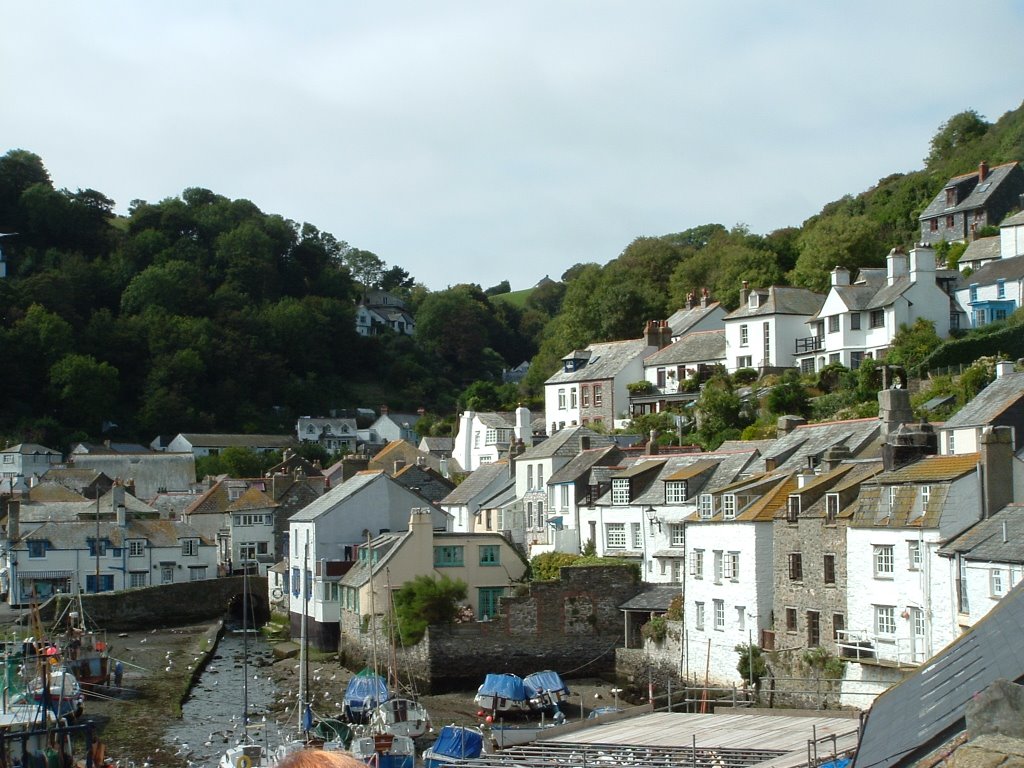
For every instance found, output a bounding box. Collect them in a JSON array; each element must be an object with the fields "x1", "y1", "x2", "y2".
[{"x1": 164, "y1": 632, "x2": 289, "y2": 766}]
